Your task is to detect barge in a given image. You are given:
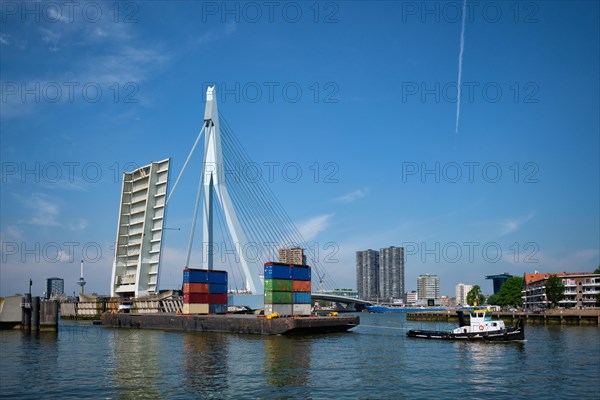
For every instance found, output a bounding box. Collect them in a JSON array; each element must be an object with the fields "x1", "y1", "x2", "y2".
[{"x1": 100, "y1": 312, "x2": 359, "y2": 335}]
